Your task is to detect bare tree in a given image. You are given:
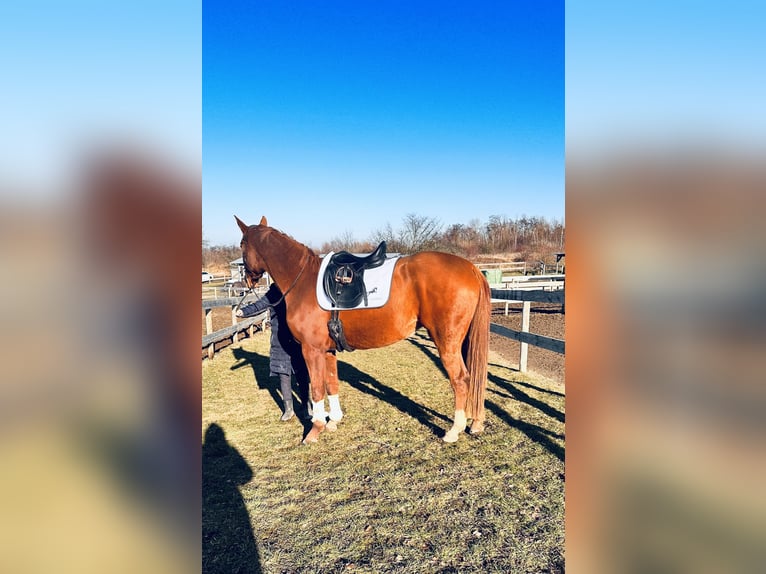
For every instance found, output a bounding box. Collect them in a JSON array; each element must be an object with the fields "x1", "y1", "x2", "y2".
[
  {"x1": 321, "y1": 229, "x2": 370, "y2": 253},
  {"x1": 202, "y1": 230, "x2": 210, "y2": 267},
  {"x1": 370, "y1": 222, "x2": 402, "y2": 252},
  {"x1": 398, "y1": 213, "x2": 442, "y2": 253}
]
